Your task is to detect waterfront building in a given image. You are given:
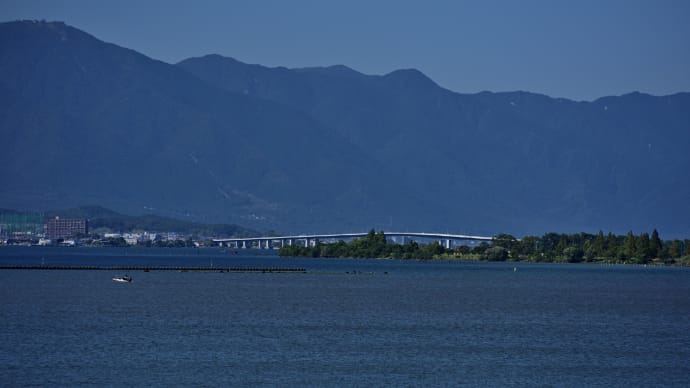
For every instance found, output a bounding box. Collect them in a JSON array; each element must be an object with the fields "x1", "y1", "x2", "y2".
[
  {"x1": 0, "y1": 212, "x2": 44, "y2": 239},
  {"x1": 45, "y1": 217, "x2": 88, "y2": 240}
]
